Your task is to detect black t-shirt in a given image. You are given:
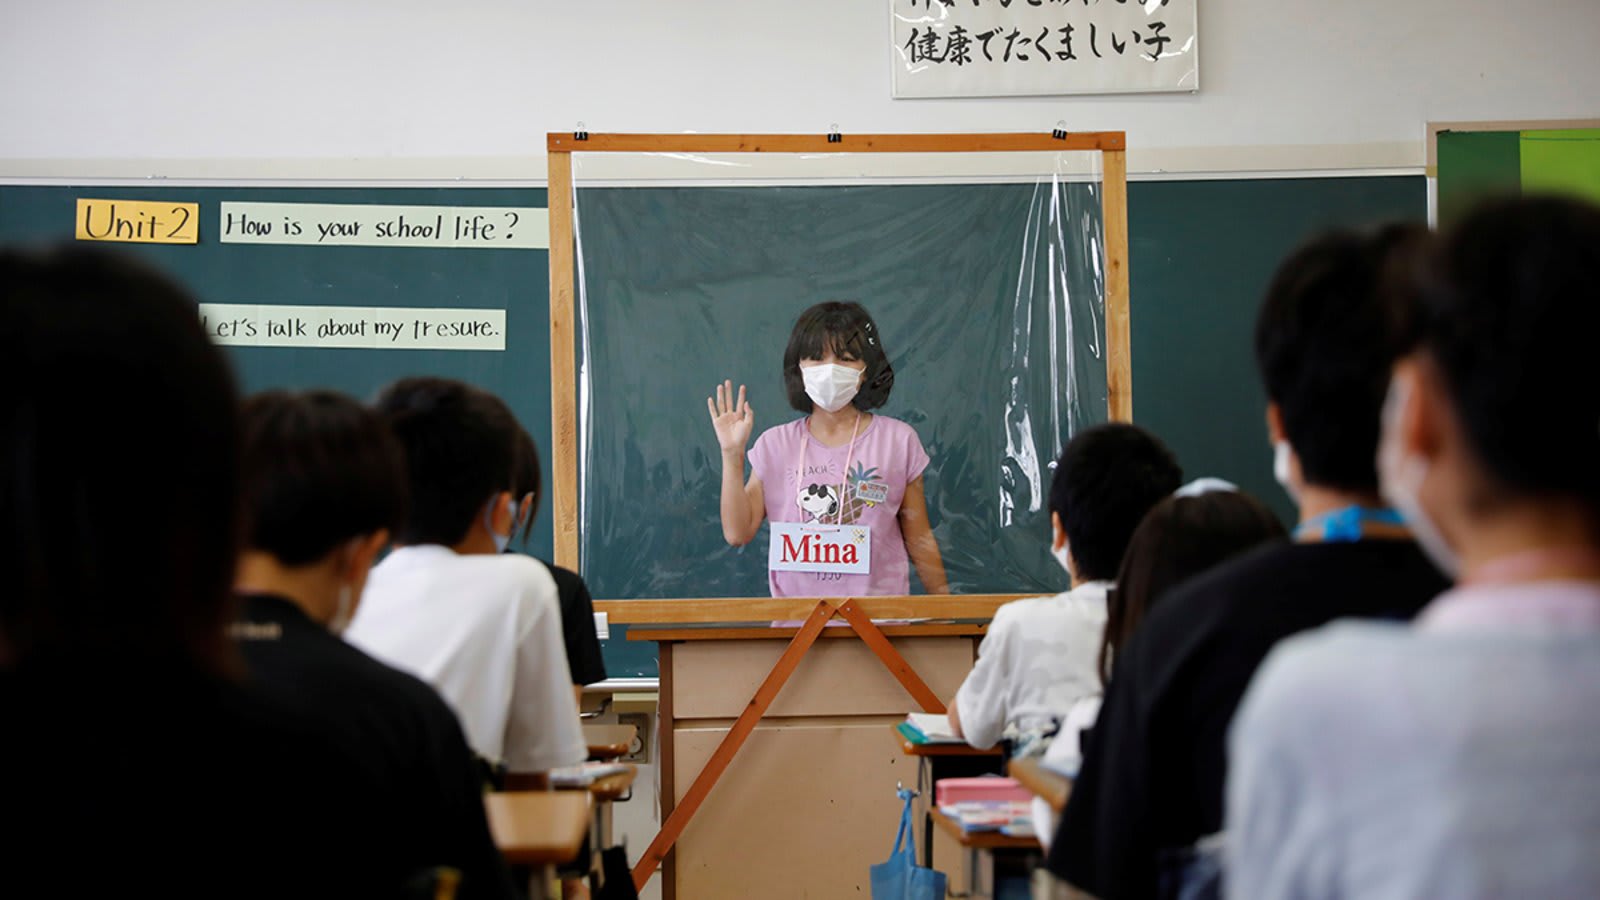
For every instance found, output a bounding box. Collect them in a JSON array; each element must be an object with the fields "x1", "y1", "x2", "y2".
[
  {"x1": 536, "y1": 559, "x2": 607, "y2": 687},
  {"x1": 1048, "y1": 540, "x2": 1449, "y2": 899},
  {"x1": 235, "y1": 594, "x2": 517, "y2": 900},
  {"x1": 0, "y1": 651, "x2": 385, "y2": 898}
]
